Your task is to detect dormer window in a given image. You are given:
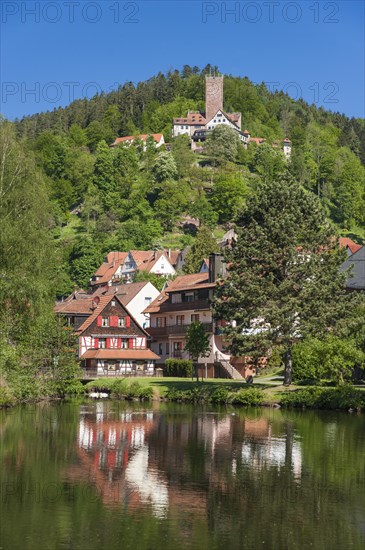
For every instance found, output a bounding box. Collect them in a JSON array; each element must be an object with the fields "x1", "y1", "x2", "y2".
[
  {"x1": 111, "y1": 300, "x2": 116, "y2": 306},
  {"x1": 102, "y1": 317, "x2": 109, "y2": 327}
]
